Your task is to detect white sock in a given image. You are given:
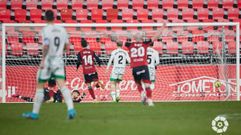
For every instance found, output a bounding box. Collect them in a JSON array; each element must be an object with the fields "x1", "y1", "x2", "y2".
[
  {"x1": 60, "y1": 86, "x2": 74, "y2": 110},
  {"x1": 32, "y1": 89, "x2": 44, "y2": 114},
  {"x1": 116, "y1": 90, "x2": 120, "y2": 98},
  {"x1": 111, "y1": 91, "x2": 116, "y2": 101}
]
